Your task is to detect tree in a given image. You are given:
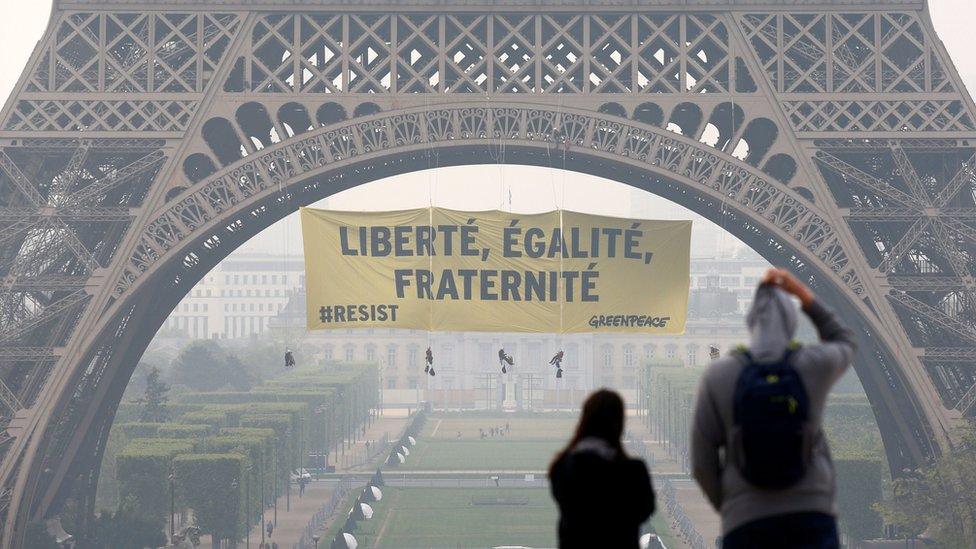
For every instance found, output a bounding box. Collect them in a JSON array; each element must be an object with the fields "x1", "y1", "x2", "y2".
[
  {"x1": 138, "y1": 366, "x2": 170, "y2": 423},
  {"x1": 24, "y1": 522, "x2": 59, "y2": 549},
  {"x1": 88, "y1": 509, "x2": 167, "y2": 549},
  {"x1": 169, "y1": 340, "x2": 252, "y2": 392},
  {"x1": 878, "y1": 421, "x2": 976, "y2": 546}
]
